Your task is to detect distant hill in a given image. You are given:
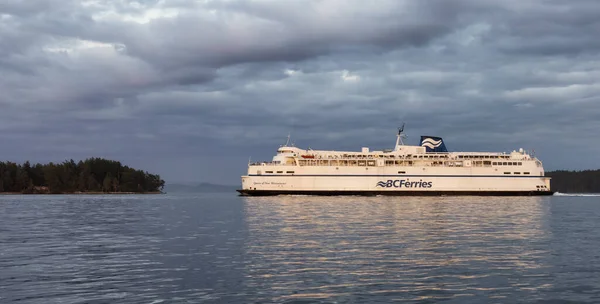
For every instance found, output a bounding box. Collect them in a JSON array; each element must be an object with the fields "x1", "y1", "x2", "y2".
[{"x1": 164, "y1": 182, "x2": 238, "y2": 193}]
